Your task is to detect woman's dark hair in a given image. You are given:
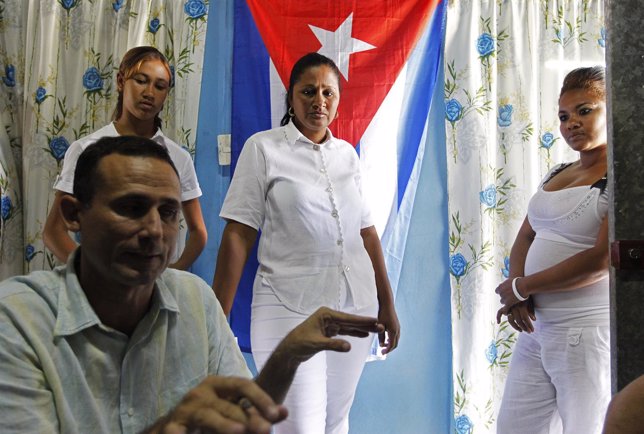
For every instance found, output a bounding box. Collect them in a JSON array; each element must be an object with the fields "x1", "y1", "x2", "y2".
[
  {"x1": 560, "y1": 66, "x2": 606, "y2": 99},
  {"x1": 74, "y1": 135, "x2": 178, "y2": 205},
  {"x1": 279, "y1": 53, "x2": 342, "y2": 126},
  {"x1": 112, "y1": 46, "x2": 172, "y2": 131}
]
